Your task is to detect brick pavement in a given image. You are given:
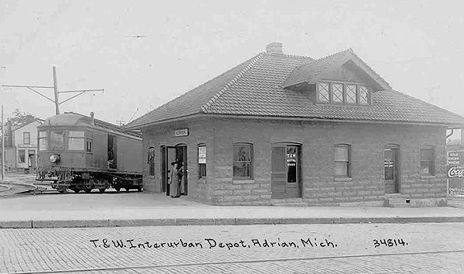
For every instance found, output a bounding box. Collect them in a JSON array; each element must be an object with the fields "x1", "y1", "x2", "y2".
[{"x1": 1, "y1": 223, "x2": 464, "y2": 273}]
